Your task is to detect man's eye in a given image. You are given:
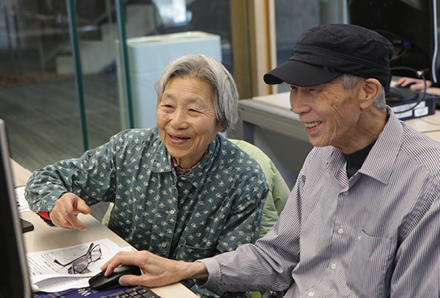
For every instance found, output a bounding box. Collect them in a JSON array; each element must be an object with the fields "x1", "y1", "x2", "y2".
[{"x1": 307, "y1": 87, "x2": 321, "y2": 93}]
